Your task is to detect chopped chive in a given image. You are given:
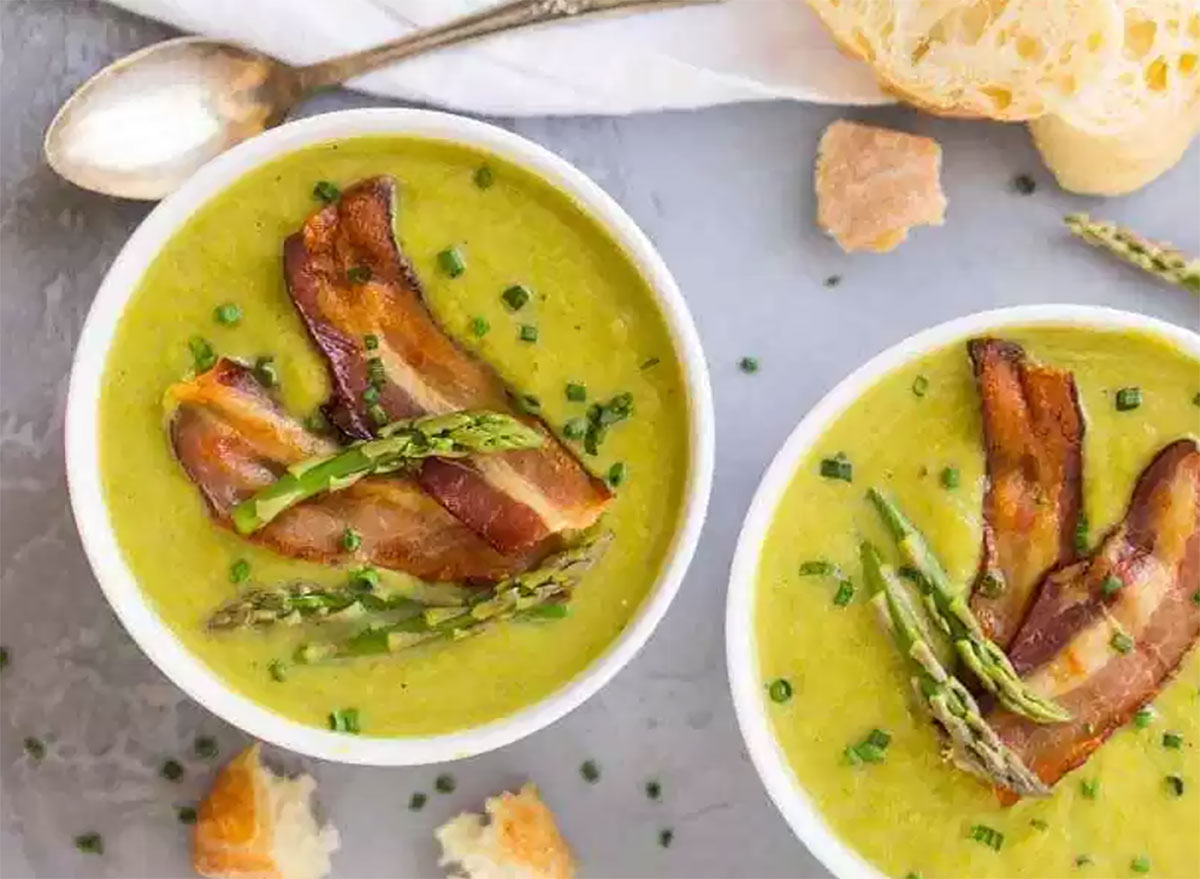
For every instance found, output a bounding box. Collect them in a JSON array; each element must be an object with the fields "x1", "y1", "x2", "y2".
[
  {"x1": 823, "y1": 274, "x2": 842, "y2": 288},
  {"x1": 1133, "y1": 707, "x2": 1154, "y2": 728},
  {"x1": 312, "y1": 180, "x2": 340, "y2": 203},
  {"x1": 799, "y1": 560, "x2": 836, "y2": 576},
  {"x1": 1163, "y1": 731, "x2": 1183, "y2": 749},
  {"x1": 563, "y1": 417, "x2": 587, "y2": 440},
  {"x1": 229, "y1": 559, "x2": 251, "y2": 583},
  {"x1": 977, "y1": 570, "x2": 1006, "y2": 597},
  {"x1": 254, "y1": 355, "x2": 279, "y2": 388},
  {"x1": 738, "y1": 356, "x2": 759, "y2": 374},
  {"x1": 435, "y1": 773, "x2": 456, "y2": 793},
  {"x1": 367, "y1": 359, "x2": 387, "y2": 390},
  {"x1": 1131, "y1": 855, "x2": 1150, "y2": 873},
  {"x1": 23, "y1": 737, "x2": 45, "y2": 761},
  {"x1": 160, "y1": 759, "x2": 184, "y2": 782},
  {"x1": 193, "y1": 736, "x2": 218, "y2": 759},
  {"x1": 368, "y1": 404, "x2": 389, "y2": 426},
  {"x1": 437, "y1": 248, "x2": 466, "y2": 278},
  {"x1": 607, "y1": 462, "x2": 627, "y2": 487},
  {"x1": 74, "y1": 832, "x2": 104, "y2": 855},
  {"x1": 1074, "y1": 510, "x2": 1090, "y2": 554},
  {"x1": 520, "y1": 394, "x2": 541, "y2": 412},
  {"x1": 767, "y1": 678, "x2": 793, "y2": 703},
  {"x1": 865, "y1": 728, "x2": 891, "y2": 749},
  {"x1": 1102, "y1": 575, "x2": 1123, "y2": 596},
  {"x1": 832, "y1": 580, "x2": 855, "y2": 607},
  {"x1": 645, "y1": 780, "x2": 662, "y2": 800},
  {"x1": 1080, "y1": 779, "x2": 1099, "y2": 799},
  {"x1": 1115, "y1": 387, "x2": 1142, "y2": 411},
  {"x1": 213, "y1": 302, "x2": 241, "y2": 326},
  {"x1": 640, "y1": 357, "x2": 661, "y2": 370},
  {"x1": 341, "y1": 527, "x2": 362, "y2": 552},
  {"x1": 940, "y1": 467, "x2": 960, "y2": 489},
  {"x1": 362, "y1": 386, "x2": 380, "y2": 404},
  {"x1": 845, "y1": 742, "x2": 885, "y2": 764},
  {"x1": 1012, "y1": 173, "x2": 1037, "y2": 195},
  {"x1": 268, "y1": 660, "x2": 287, "y2": 682},
  {"x1": 188, "y1": 335, "x2": 216, "y2": 372},
  {"x1": 470, "y1": 316, "x2": 490, "y2": 338},
  {"x1": 1165, "y1": 774, "x2": 1184, "y2": 796},
  {"x1": 1110, "y1": 632, "x2": 1134, "y2": 654},
  {"x1": 968, "y1": 824, "x2": 1004, "y2": 851},
  {"x1": 911, "y1": 375, "x2": 930, "y2": 397},
  {"x1": 346, "y1": 265, "x2": 372, "y2": 284},
  {"x1": 1030, "y1": 818, "x2": 1049, "y2": 831},
  {"x1": 304, "y1": 410, "x2": 328, "y2": 433},
  {"x1": 0, "y1": 646, "x2": 8, "y2": 671},
  {"x1": 566, "y1": 382, "x2": 587, "y2": 402},
  {"x1": 176, "y1": 806, "x2": 197, "y2": 824},
  {"x1": 658, "y1": 828, "x2": 674, "y2": 848},
  {"x1": 350, "y1": 567, "x2": 380, "y2": 592},
  {"x1": 1075, "y1": 855, "x2": 1093, "y2": 867},
  {"x1": 502, "y1": 284, "x2": 532, "y2": 311},
  {"x1": 328, "y1": 708, "x2": 361, "y2": 734},
  {"x1": 819, "y1": 453, "x2": 852, "y2": 482},
  {"x1": 580, "y1": 759, "x2": 600, "y2": 783},
  {"x1": 1193, "y1": 589, "x2": 1200, "y2": 607},
  {"x1": 904, "y1": 873, "x2": 922, "y2": 879},
  {"x1": 364, "y1": 333, "x2": 379, "y2": 350},
  {"x1": 473, "y1": 164, "x2": 494, "y2": 189},
  {"x1": 521, "y1": 603, "x2": 569, "y2": 621},
  {"x1": 519, "y1": 324, "x2": 539, "y2": 343},
  {"x1": 409, "y1": 791, "x2": 427, "y2": 810}
]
